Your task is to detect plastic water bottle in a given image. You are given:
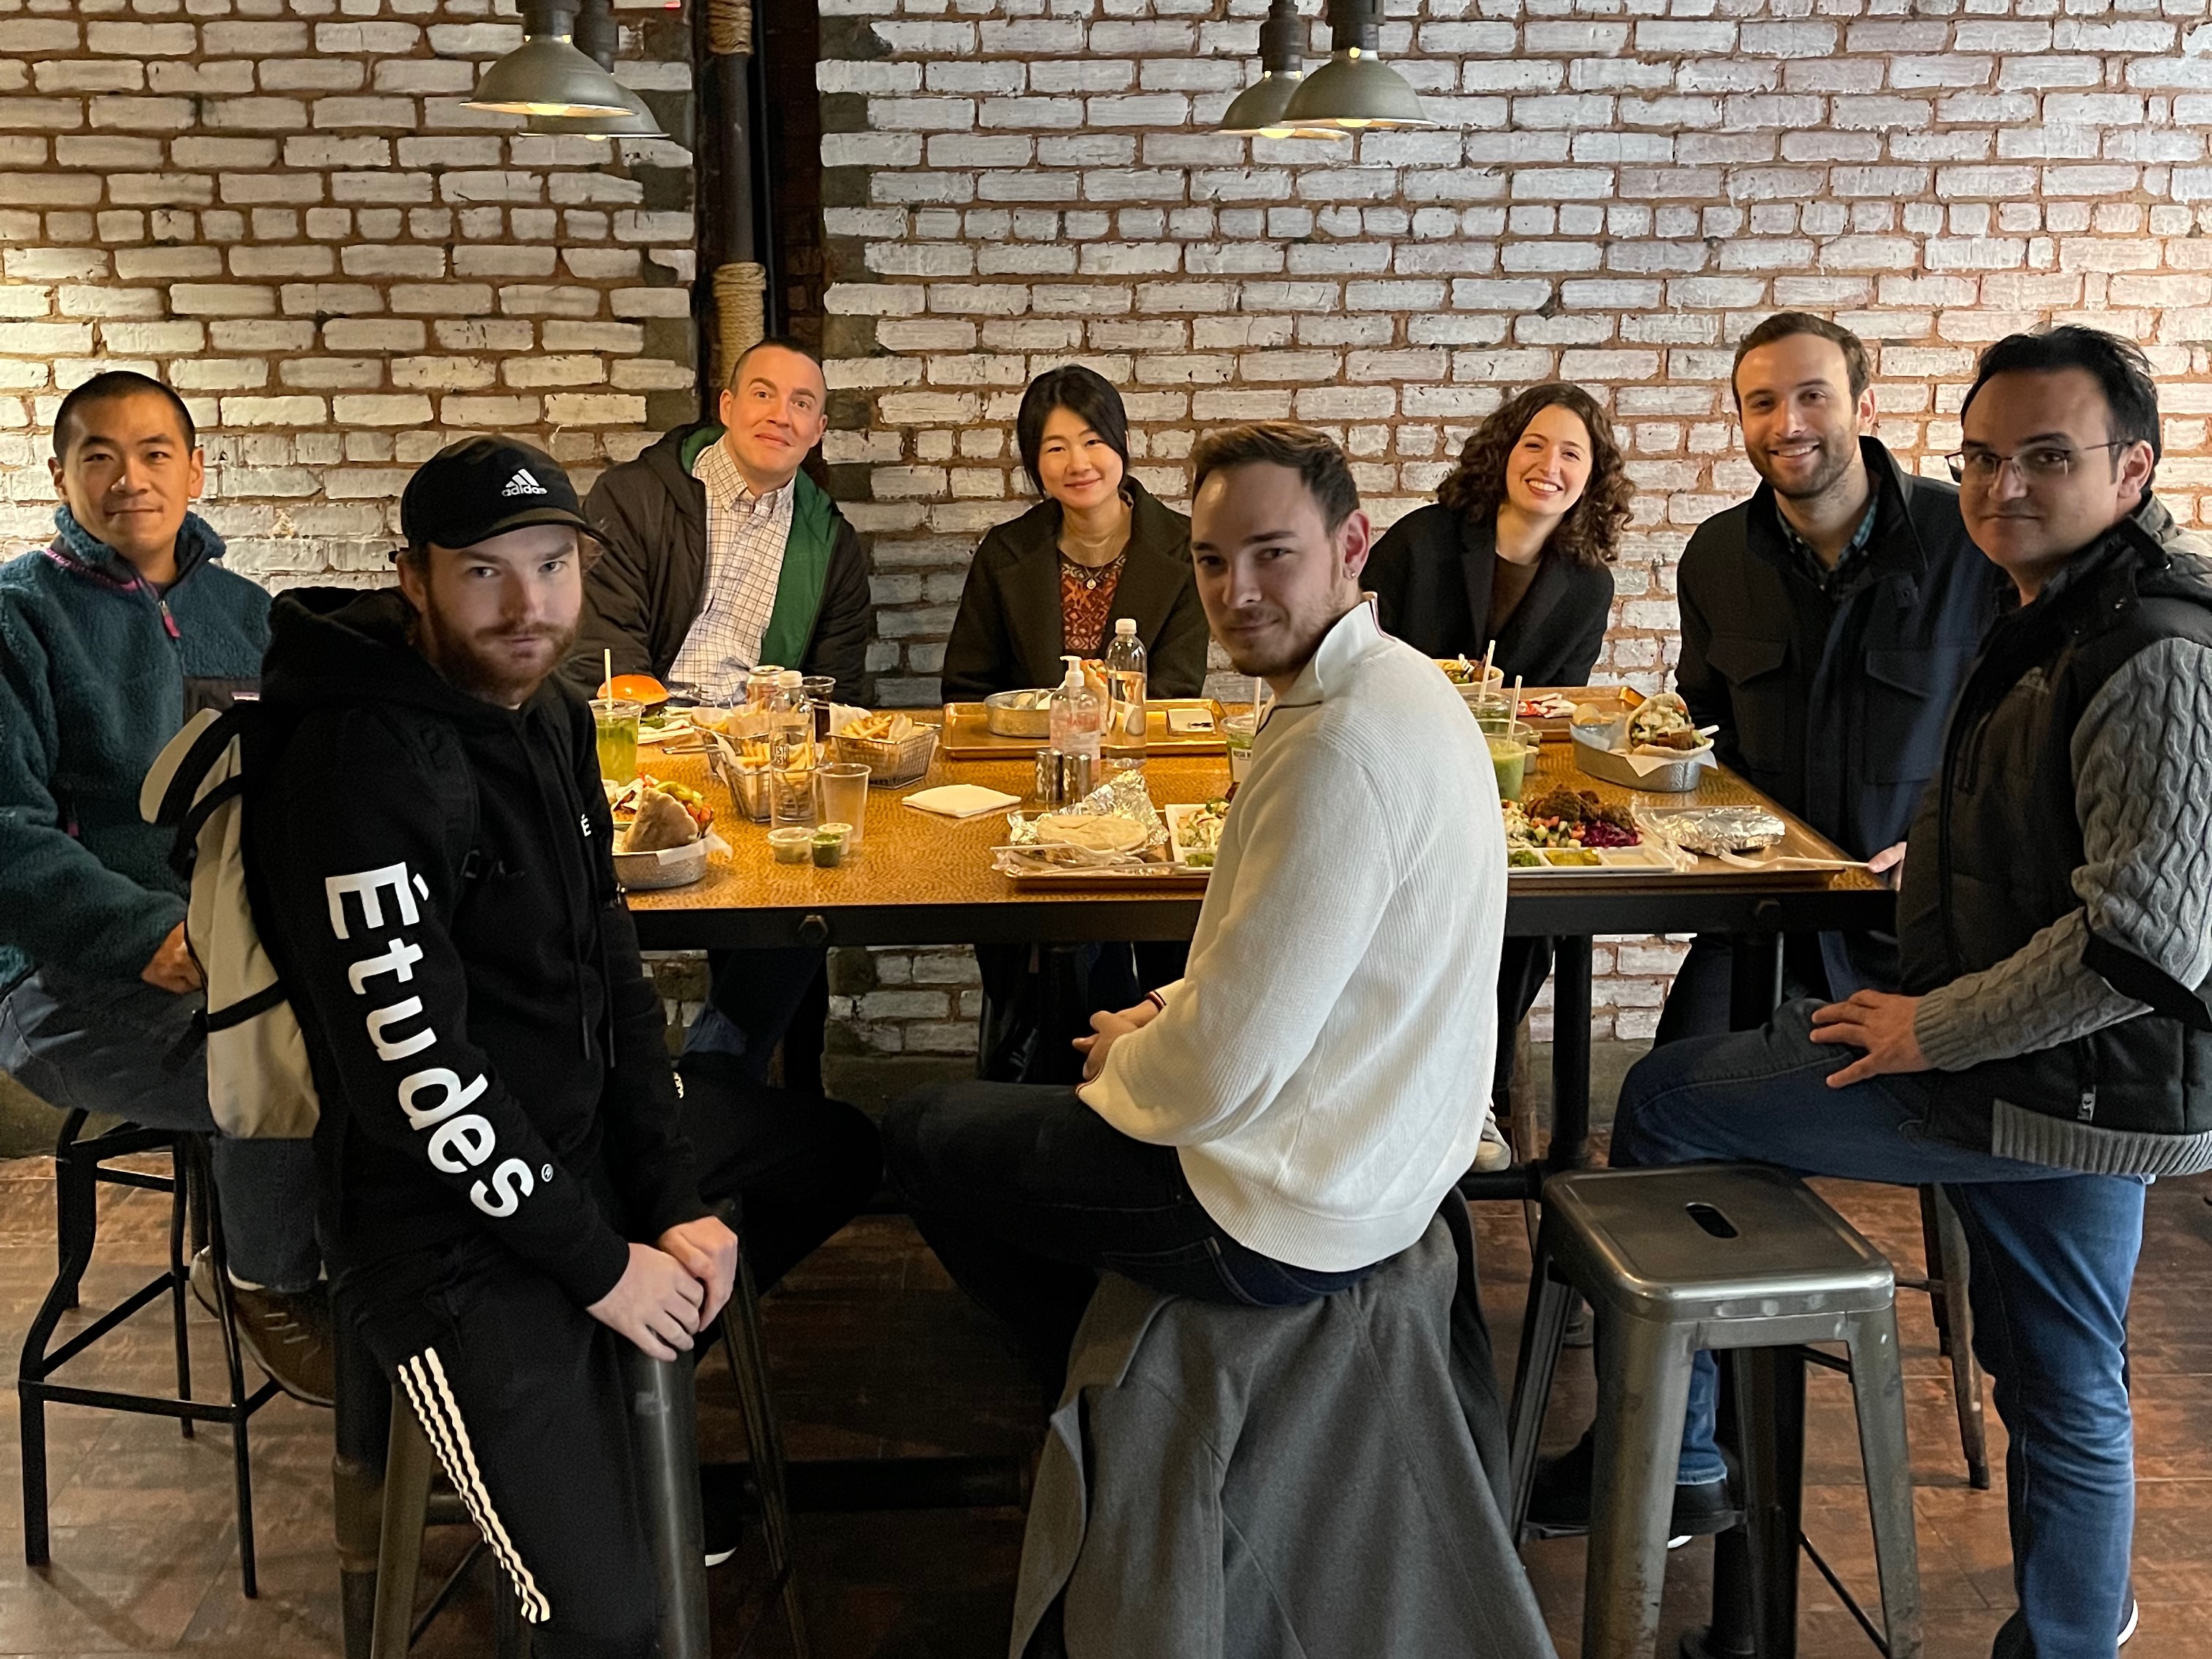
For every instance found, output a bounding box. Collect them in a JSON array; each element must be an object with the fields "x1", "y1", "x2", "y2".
[
  {"x1": 1102, "y1": 617, "x2": 1147, "y2": 770},
  {"x1": 1048, "y1": 652, "x2": 1102, "y2": 800}
]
